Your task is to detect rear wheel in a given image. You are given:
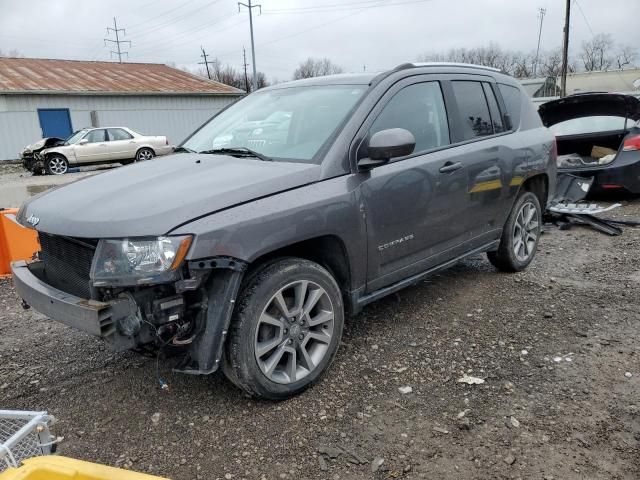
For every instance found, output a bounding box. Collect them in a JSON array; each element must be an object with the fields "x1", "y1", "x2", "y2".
[
  {"x1": 45, "y1": 155, "x2": 68, "y2": 175},
  {"x1": 487, "y1": 191, "x2": 541, "y2": 272},
  {"x1": 135, "y1": 148, "x2": 155, "y2": 162},
  {"x1": 224, "y1": 258, "x2": 344, "y2": 400}
]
